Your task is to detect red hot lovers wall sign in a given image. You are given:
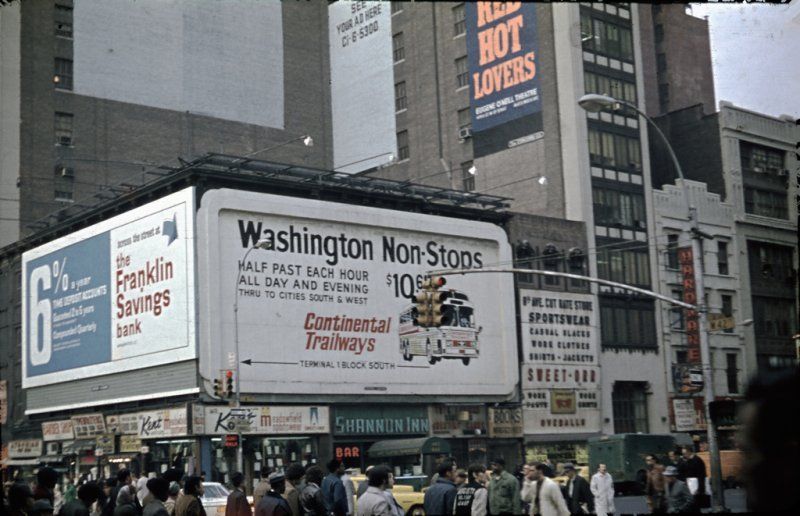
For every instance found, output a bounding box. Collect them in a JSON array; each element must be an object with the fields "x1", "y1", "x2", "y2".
[{"x1": 519, "y1": 290, "x2": 600, "y2": 434}]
